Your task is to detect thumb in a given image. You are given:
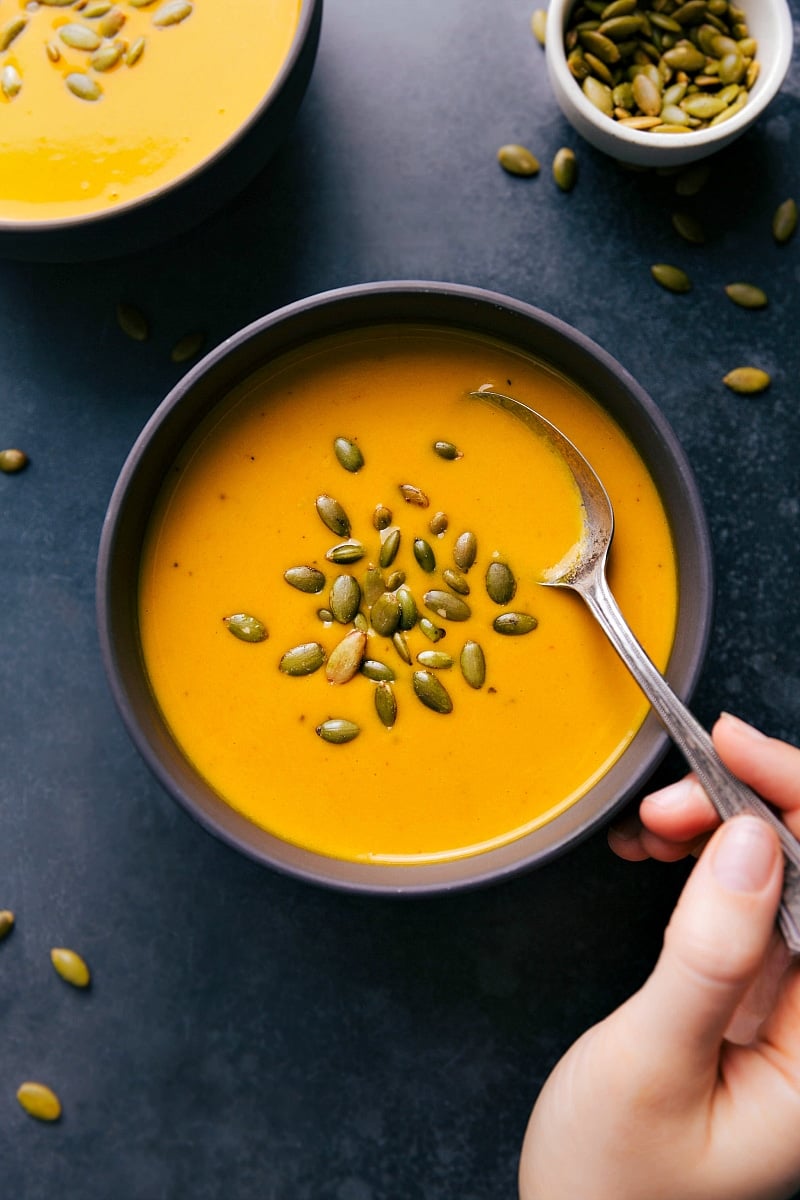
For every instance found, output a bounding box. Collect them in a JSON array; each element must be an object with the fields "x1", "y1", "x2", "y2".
[{"x1": 628, "y1": 815, "x2": 783, "y2": 1077}]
